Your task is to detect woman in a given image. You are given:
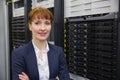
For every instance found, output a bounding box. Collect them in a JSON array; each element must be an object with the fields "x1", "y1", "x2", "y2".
[{"x1": 12, "y1": 6, "x2": 70, "y2": 80}]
